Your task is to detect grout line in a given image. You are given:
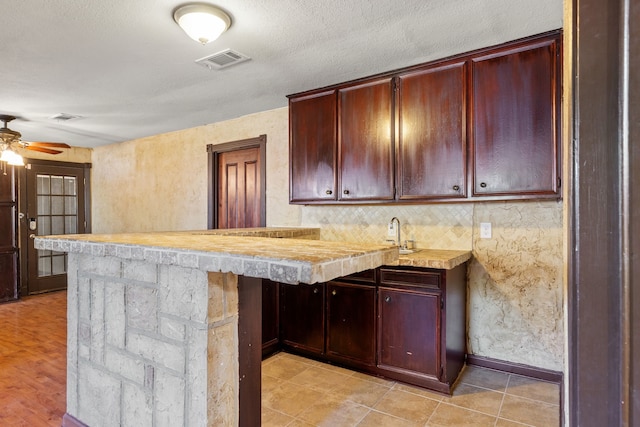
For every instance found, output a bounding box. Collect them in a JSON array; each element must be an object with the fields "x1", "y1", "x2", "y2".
[
  {"x1": 425, "y1": 400, "x2": 442, "y2": 425},
  {"x1": 494, "y1": 374, "x2": 510, "y2": 426}
]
